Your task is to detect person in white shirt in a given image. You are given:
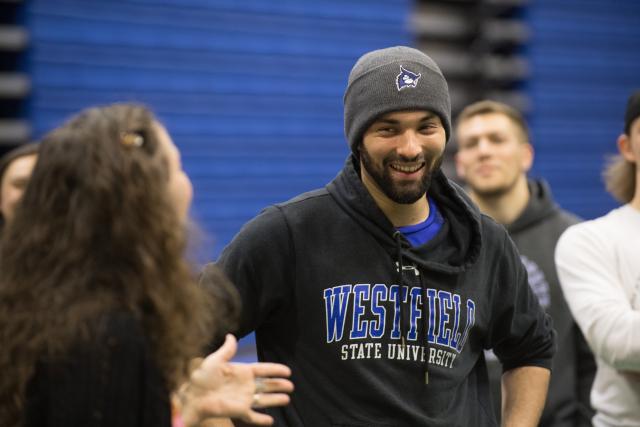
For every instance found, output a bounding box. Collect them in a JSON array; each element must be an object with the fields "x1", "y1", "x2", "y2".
[{"x1": 555, "y1": 90, "x2": 640, "y2": 427}]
